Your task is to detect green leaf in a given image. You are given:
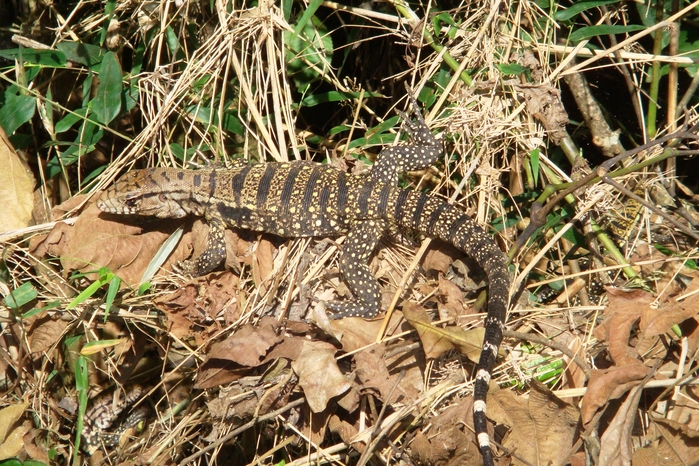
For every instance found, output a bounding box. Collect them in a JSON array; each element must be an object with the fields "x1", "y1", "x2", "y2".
[
  {"x1": 0, "y1": 48, "x2": 66, "y2": 67},
  {"x1": 4, "y1": 282, "x2": 38, "y2": 309},
  {"x1": 66, "y1": 268, "x2": 114, "y2": 309},
  {"x1": 99, "y1": 0, "x2": 117, "y2": 46},
  {"x1": 165, "y1": 26, "x2": 181, "y2": 57},
  {"x1": 93, "y1": 51, "x2": 122, "y2": 125},
  {"x1": 300, "y1": 91, "x2": 380, "y2": 107},
  {"x1": 142, "y1": 227, "x2": 183, "y2": 284},
  {"x1": 55, "y1": 42, "x2": 105, "y2": 69},
  {"x1": 0, "y1": 93, "x2": 36, "y2": 135},
  {"x1": 497, "y1": 63, "x2": 529, "y2": 76},
  {"x1": 529, "y1": 148, "x2": 540, "y2": 184},
  {"x1": 104, "y1": 274, "x2": 120, "y2": 321},
  {"x1": 73, "y1": 355, "x2": 89, "y2": 462},
  {"x1": 292, "y1": 0, "x2": 324, "y2": 36},
  {"x1": 22, "y1": 300, "x2": 60, "y2": 319},
  {"x1": 569, "y1": 24, "x2": 645, "y2": 42},
  {"x1": 55, "y1": 107, "x2": 89, "y2": 134},
  {"x1": 554, "y1": 0, "x2": 621, "y2": 21}
]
